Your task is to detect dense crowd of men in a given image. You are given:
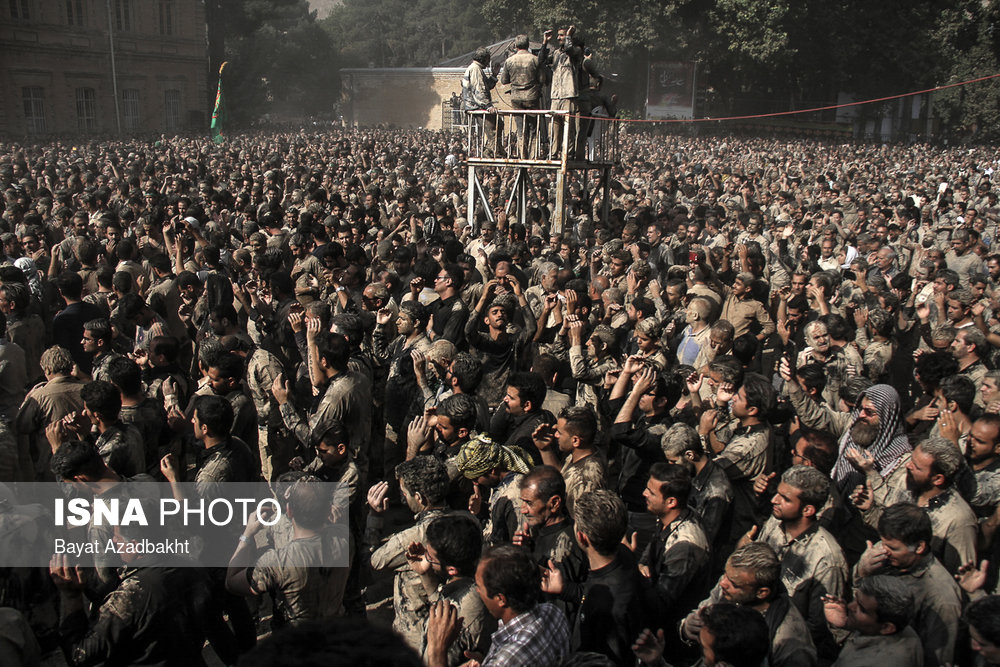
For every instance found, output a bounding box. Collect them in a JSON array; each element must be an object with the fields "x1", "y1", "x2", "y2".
[{"x1": 2, "y1": 103, "x2": 1000, "y2": 667}]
